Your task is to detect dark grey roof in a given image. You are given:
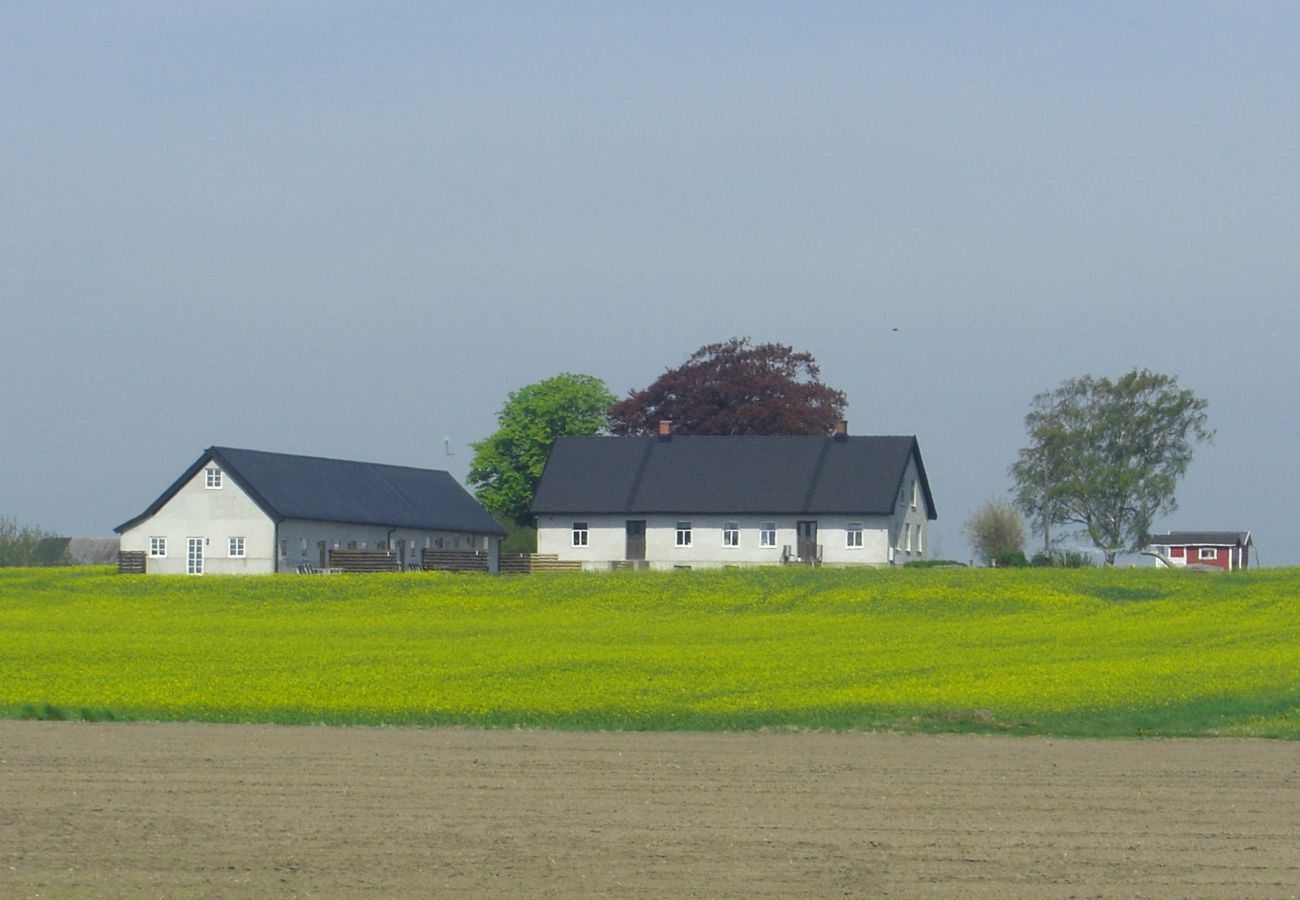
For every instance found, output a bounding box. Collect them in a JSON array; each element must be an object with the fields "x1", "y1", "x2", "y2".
[
  {"x1": 531, "y1": 435, "x2": 936, "y2": 518},
  {"x1": 1147, "y1": 531, "x2": 1251, "y2": 547},
  {"x1": 117, "y1": 447, "x2": 506, "y2": 536}
]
